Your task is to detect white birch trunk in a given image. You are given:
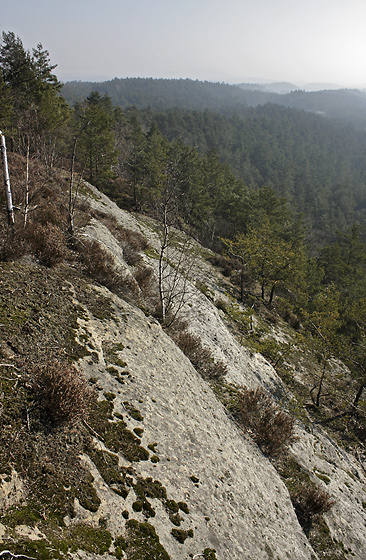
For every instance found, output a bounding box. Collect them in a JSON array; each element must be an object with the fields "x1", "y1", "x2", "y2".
[{"x1": 0, "y1": 131, "x2": 15, "y2": 226}]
